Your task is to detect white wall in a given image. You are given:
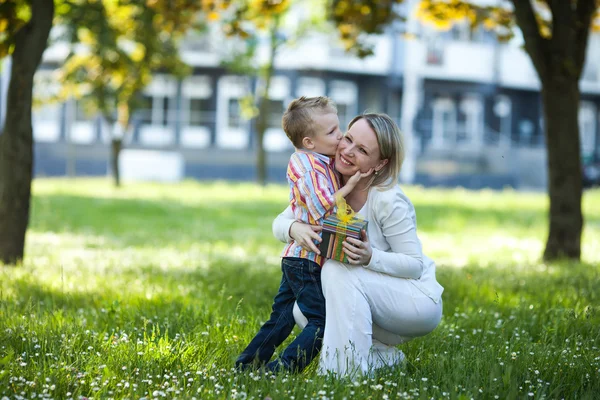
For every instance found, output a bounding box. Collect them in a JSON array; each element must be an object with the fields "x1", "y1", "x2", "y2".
[
  {"x1": 274, "y1": 34, "x2": 392, "y2": 76},
  {"x1": 406, "y1": 40, "x2": 496, "y2": 83},
  {"x1": 404, "y1": 28, "x2": 600, "y2": 94}
]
